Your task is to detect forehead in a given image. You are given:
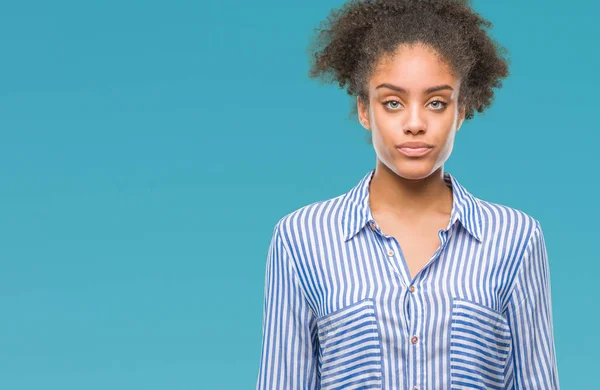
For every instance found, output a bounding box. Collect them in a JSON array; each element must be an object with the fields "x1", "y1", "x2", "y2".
[{"x1": 370, "y1": 43, "x2": 459, "y2": 89}]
